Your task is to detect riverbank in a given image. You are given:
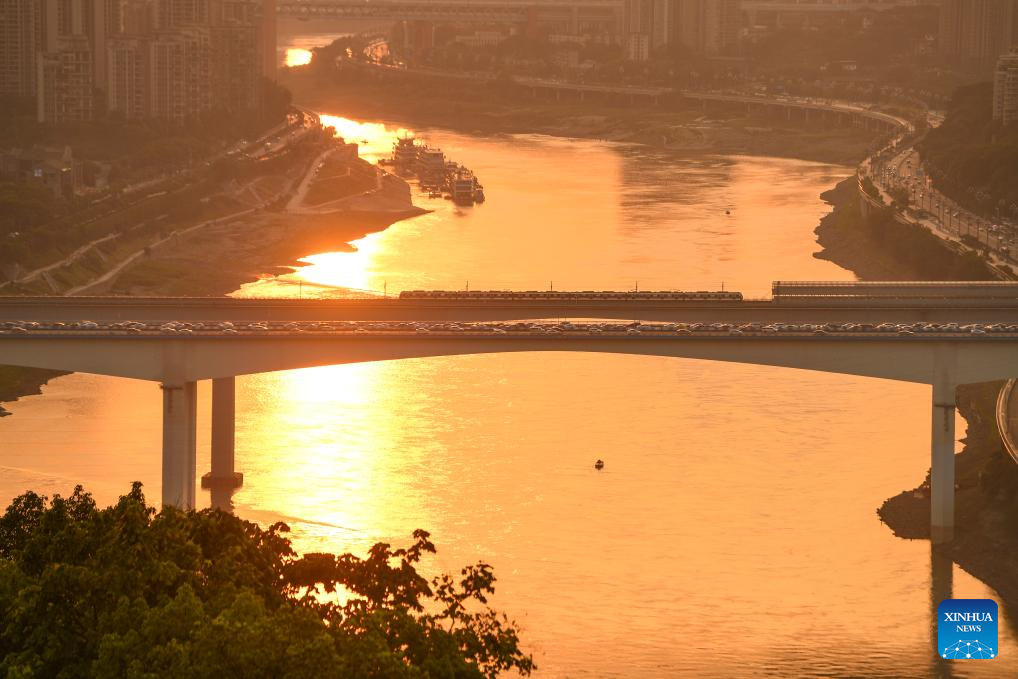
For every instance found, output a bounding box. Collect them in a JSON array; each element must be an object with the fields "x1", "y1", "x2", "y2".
[
  {"x1": 107, "y1": 207, "x2": 420, "y2": 297},
  {"x1": 0, "y1": 138, "x2": 423, "y2": 407},
  {"x1": 813, "y1": 178, "x2": 926, "y2": 279},
  {"x1": 0, "y1": 366, "x2": 68, "y2": 418},
  {"x1": 282, "y1": 68, "x2": 877, "y2": 166},
  {"x1": 878, "y1": 381, "x2": 1018, "y2": 613},
  {"x1": 814, "y1": 177, "x2": 997, "y2": 281},
  {"x1": 106, "y1": 156, "x2": 424, "y2": 297},
  {"x1": 814, "y1": 172, "x2": 1018, "y2": 615}
]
